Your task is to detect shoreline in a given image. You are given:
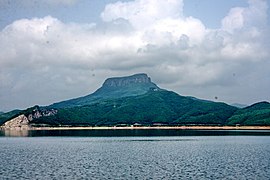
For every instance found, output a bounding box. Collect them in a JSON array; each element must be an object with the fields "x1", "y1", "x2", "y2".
[{"x1": 1, "y1": 126, "x2": 270, "y2": 131}]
